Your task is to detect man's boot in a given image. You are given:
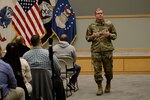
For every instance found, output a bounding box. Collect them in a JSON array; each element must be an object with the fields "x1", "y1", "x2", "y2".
[
  {"x1": 104, "y1": 80, "x2": 111, "y2": 93},
  {"x1": 96, "y1": 82, "x2": 103, "y2": 96}
]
